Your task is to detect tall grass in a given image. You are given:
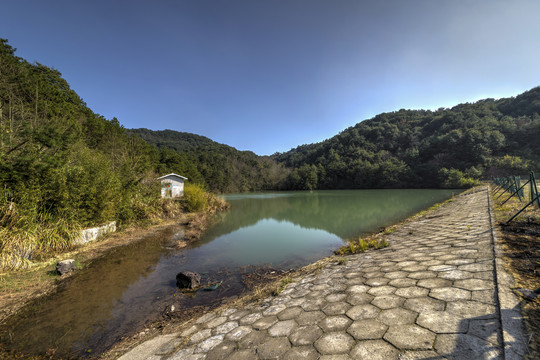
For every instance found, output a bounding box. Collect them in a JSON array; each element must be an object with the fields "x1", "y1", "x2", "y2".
[{"x1": 0, "y1": 200, "x2": 82, "y2": 270}]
